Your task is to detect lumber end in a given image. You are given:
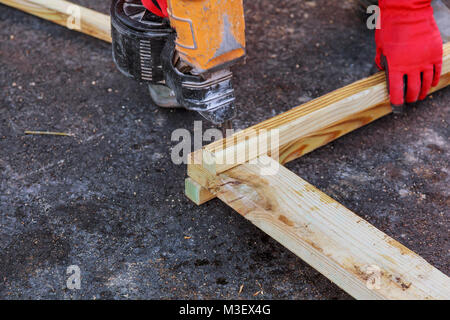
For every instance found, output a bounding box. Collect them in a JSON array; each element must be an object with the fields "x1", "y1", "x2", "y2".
[
  {"x1": 185, "y1": 178, "x2": 215, "y2": 205},
  {"x1": 201, "y1": 149, "x2": 239, "y2": 176},
  {"x1": 201, "y1": 150, "x2": 218, "y2": 176}
]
